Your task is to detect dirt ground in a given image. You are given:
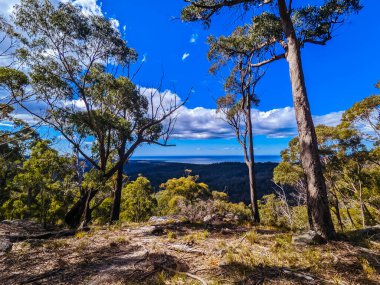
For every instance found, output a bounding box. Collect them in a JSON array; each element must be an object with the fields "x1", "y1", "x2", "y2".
[{"x1": 0, "y1": 221, "x2": 379, "y2": 285}]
